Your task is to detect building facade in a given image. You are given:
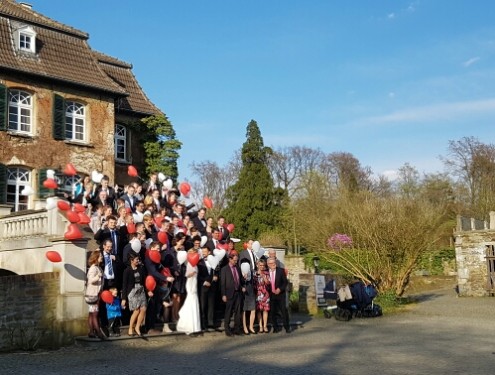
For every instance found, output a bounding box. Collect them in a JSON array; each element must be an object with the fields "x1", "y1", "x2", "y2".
[{"x1": 0, "y1": 0, "x2": 161, "y2": 213}]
